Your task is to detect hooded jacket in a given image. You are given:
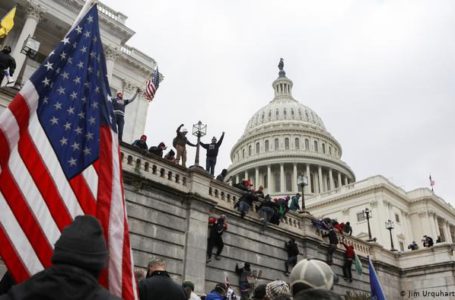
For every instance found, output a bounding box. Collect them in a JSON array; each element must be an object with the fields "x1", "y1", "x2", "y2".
[
  {"x1": 138, "y1": 271, "x2": 187, "y2": 300},
  {"x1": 0, "y1": 216, "x2": 119, "y2": 300}
]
